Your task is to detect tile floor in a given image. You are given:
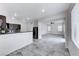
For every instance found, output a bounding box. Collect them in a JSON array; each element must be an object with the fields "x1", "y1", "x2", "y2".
[{"x1": 7, "y1": 34, "x2": 70, "y2": 56}]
